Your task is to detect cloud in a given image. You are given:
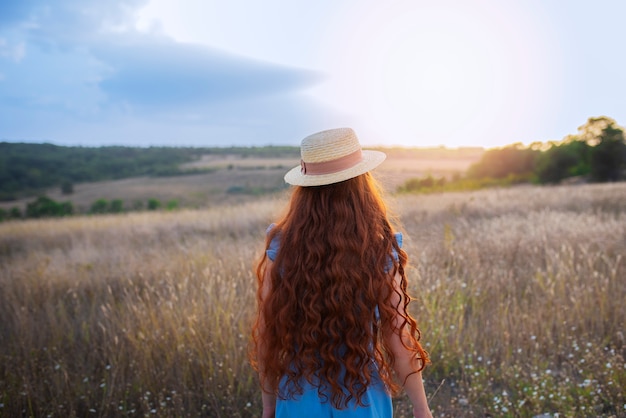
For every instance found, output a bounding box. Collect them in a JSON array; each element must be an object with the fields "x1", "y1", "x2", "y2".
[
  {"x1": 94, "y1": 36, "x2": 322, "y2": 109},
  {"x1": 0, "y1": 0, "x2": 326, "y2": 145},
  {"x1": 0, "y1": 0, "x2": 148, "y2": 35}
]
